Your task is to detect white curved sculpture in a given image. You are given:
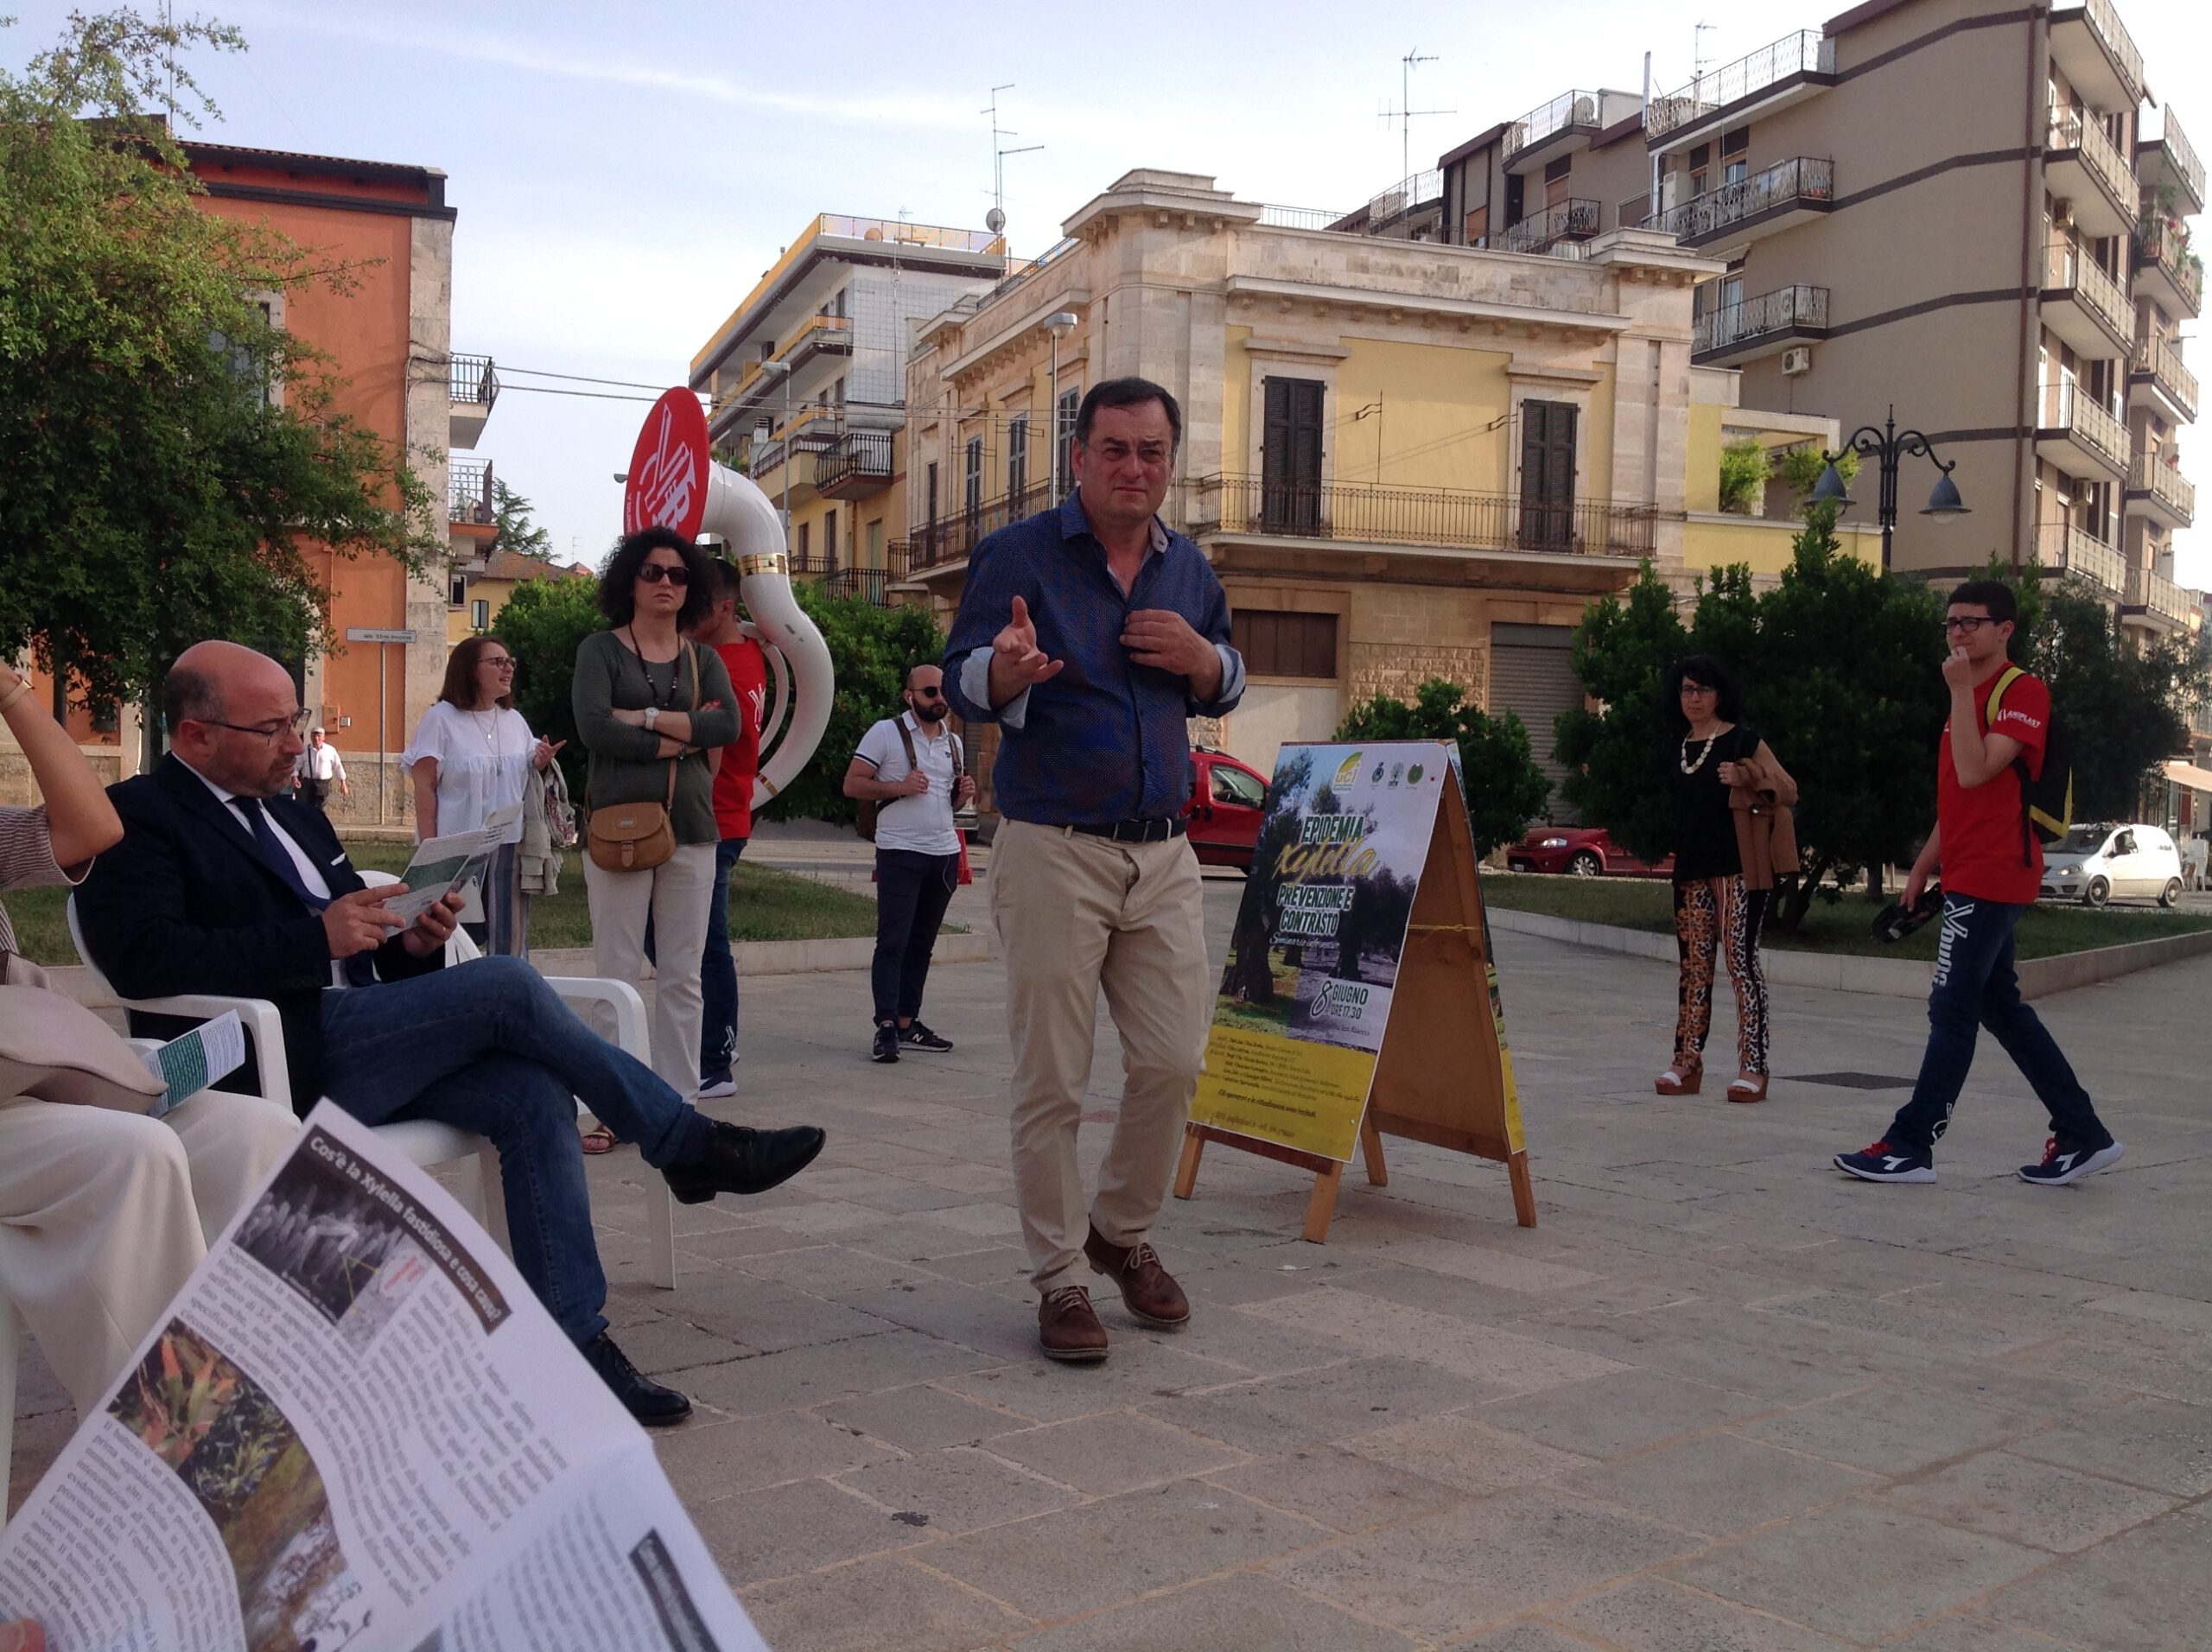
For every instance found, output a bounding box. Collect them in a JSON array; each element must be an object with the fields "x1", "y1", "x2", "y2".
[{"x1": 624, "y1": 390, "x2": 835, "y2": 814}]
